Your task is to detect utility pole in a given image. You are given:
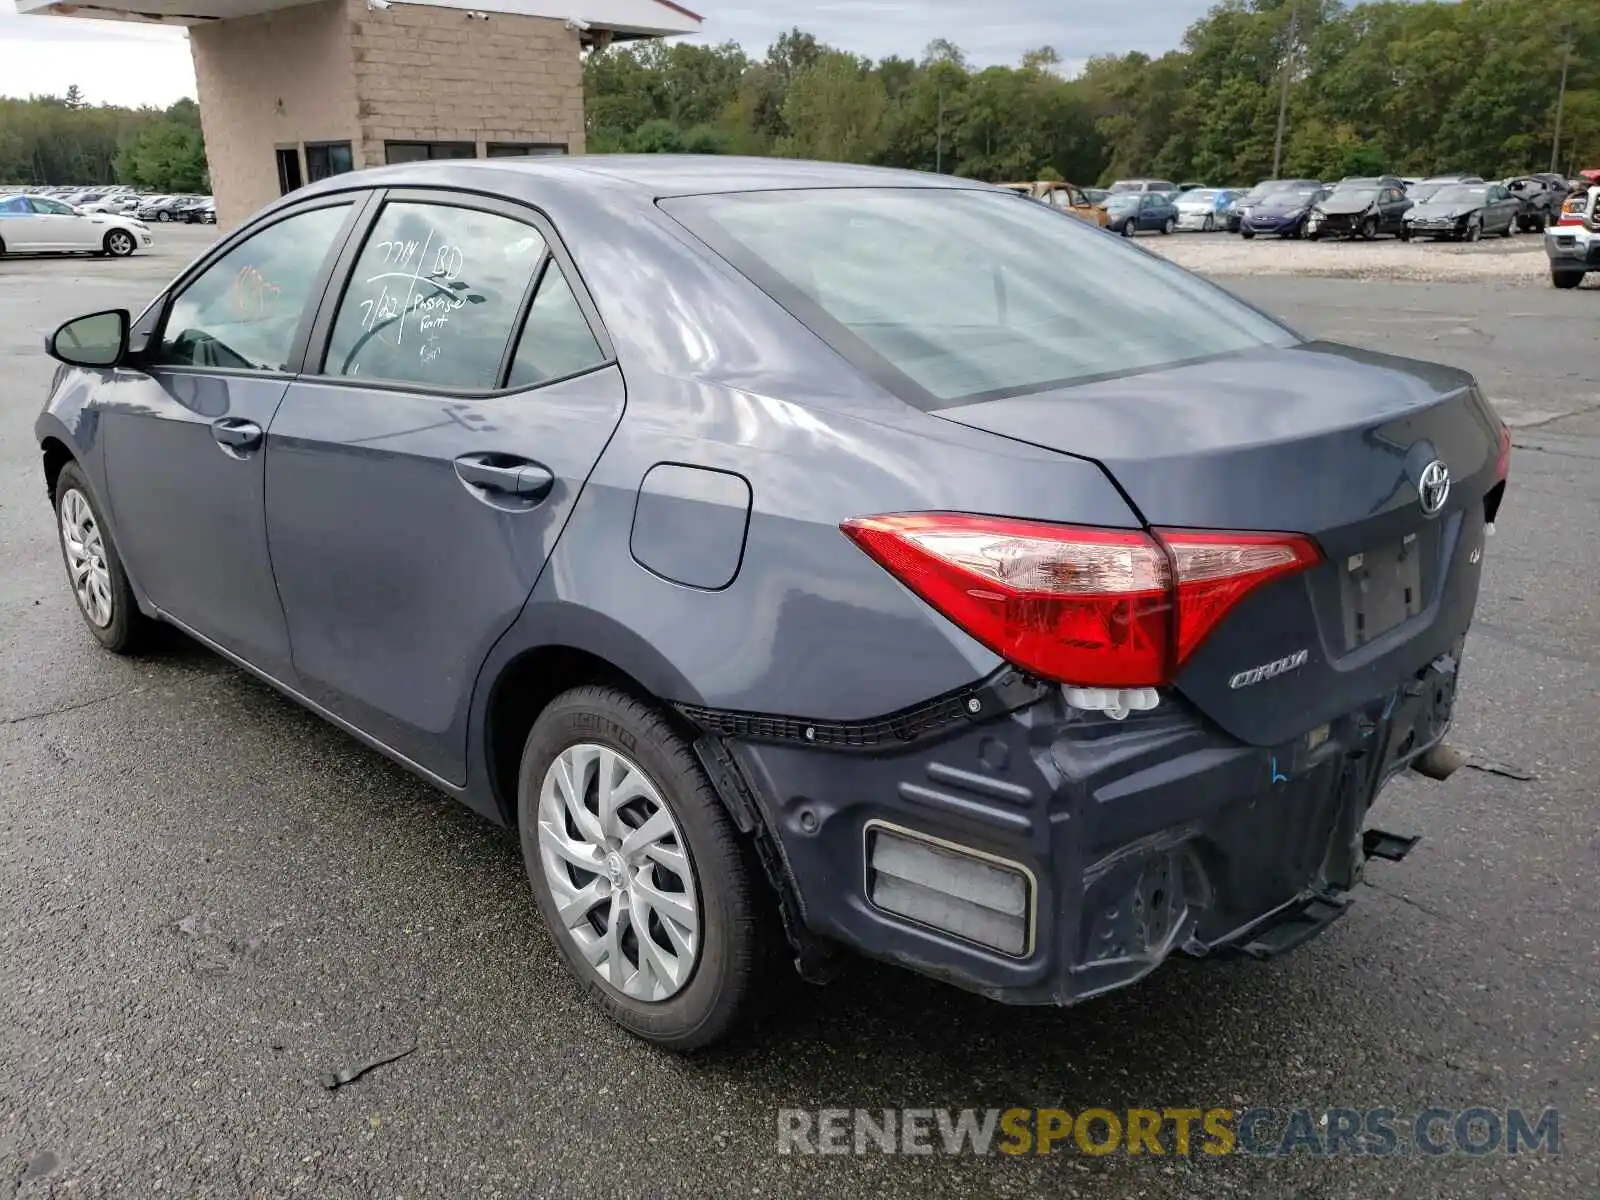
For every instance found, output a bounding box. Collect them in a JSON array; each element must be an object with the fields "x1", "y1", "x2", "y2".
[
  {"x1": 1551, "y1": 34, "x2": 1572, "y2": 173},
  {"x1": 1272, "y1": 0, "x2": 1299, "y2": 178}
]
